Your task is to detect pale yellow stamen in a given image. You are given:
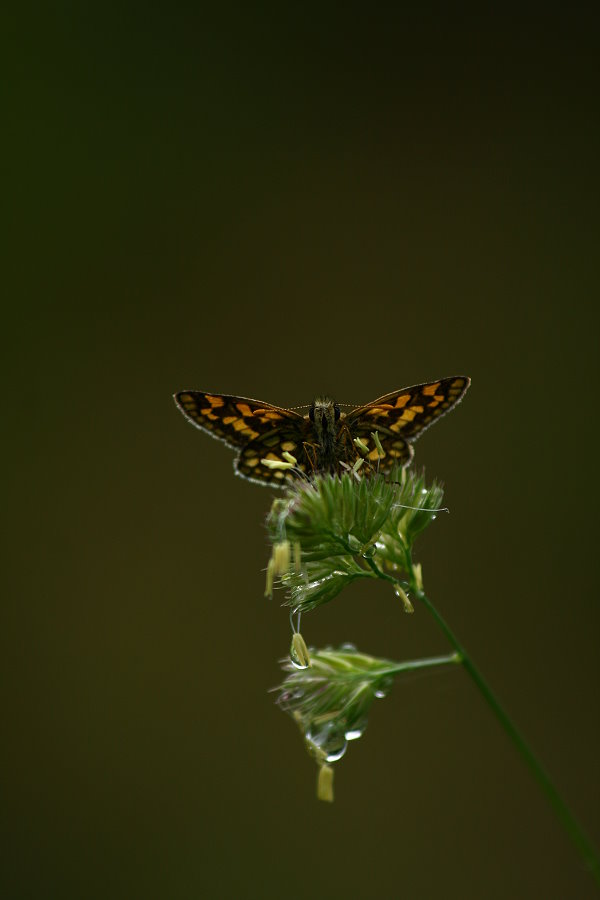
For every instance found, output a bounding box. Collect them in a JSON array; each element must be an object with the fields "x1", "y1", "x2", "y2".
[
  {"x1": 353, "y1": 436, "x2": 369, "y2": 454},
  {"x1": 273, "y1": 541, "x2": 291, "y2": 575},
  {"x1": 282, "y1": 450, "x2": 298, "y2": 465},
  {"x1": 290, "y1": 632, "x2": 311, "y2": 669},
  {"x1": 394, "y1": 583, "x2": 414, "y2": 614},
  {"x1": 317, "y1": 765, "x2": 334, "y2": 803},
  {"x1": 261, "y1": 458, "x2": 295, "y2": 470},
  {"x1": 264, "y1": 557, "x2": 275, "y2": 598},
  {"x1": 412, "y1": 563, "x2": 423, "y2": 591},
  {"x1": 371, "y1": 431, "x2": 386, "y2": 458}
]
